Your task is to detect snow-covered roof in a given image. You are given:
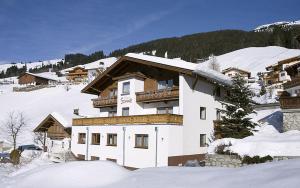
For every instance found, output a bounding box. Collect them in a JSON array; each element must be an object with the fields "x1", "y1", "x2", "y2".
[
  {"x1": 50, "y1": 112, "x2": 71, "y2": 128},
  {"x1": 23, "y1": 72, "x2": 58, "y2": 81},
  {"x1": 194, "y1": 64, "x2": 232, "y2": 86},
  {"x1": 84, "y1": 57, "x2": 118, "y2": 70},
  {"x1": 125, "y1": 53, "x2": 197, "y2": 71},
  {"x1": 61, "y1": 57, "x2": 118, "y2": 74}
]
